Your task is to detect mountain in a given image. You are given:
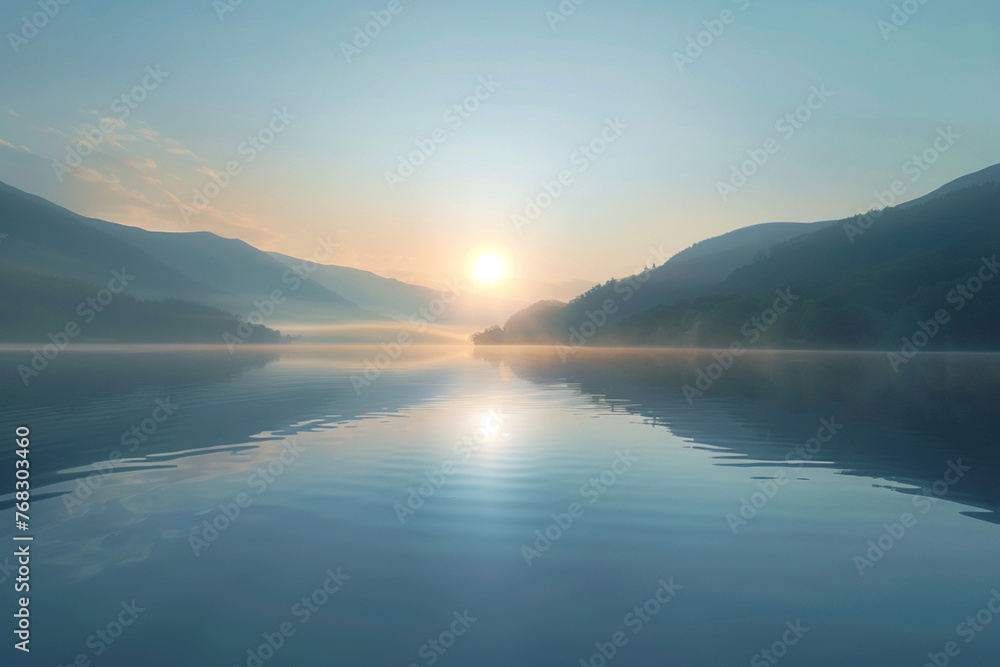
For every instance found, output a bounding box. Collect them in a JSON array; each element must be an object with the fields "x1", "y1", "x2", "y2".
[
  {"x1": 477, "y1": 220, "x2": 842, "y2": 346},
  {"x1": 0, "y1": 180, "x2": 380, "y2": 323},
  {"x1": 0, "y1": 180, "x2": 222, "y2": 303},
  {"x1": 269, "y1": 251, "x2": 440, "y2": 319},
  {"x1": 0, "y1": 262, "x2": 281, "y2": 346},
  {"x1": 899, "y1": 163, "x2": 1000, "y2": 210},
  {"x1": 475, "y1": 163, "x2": 1000, "y2": 351},
  {"x1": 85, "y1": 220, "x2": 372, "y2": 322},
  {"x1": 0, "y1": 179, "x2": 527, "y2": 334},
  {"x1": 0, "y1": 180, "x2": 385, "y2": 325},
  {"x1": 665, "y1": 220, "x2": 834, "y2": 265},
  {"x1": 628, "y1": 182, "x2": 999, "y2": 350}
]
